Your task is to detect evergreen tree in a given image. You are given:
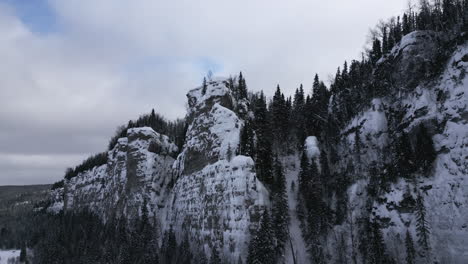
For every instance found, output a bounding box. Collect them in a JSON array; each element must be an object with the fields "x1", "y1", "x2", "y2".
[
  {"x1": 239, "y1": 121, "x2": 256, "y2": 157},
  {"x1": 298, "y1": 151, "x2": 311, "y2": 196},
  {"x1": 210, "y1": 247, "x2": 221, "y2": 264},
  {"x1": 161, "y1": 226, "x2": 177, "y2": 264},
  {"x1": 394, "y1": 131, "x2": 415, "y2": 178},
  {"x1": 367, "y1": 220, "x2": 393, "y2": 264},
  {"x1": 202, "y1": 77, "x2": 207, "y2": 95},
  {"x1": 271, "y1": 85, "x2": 288, "y2": 143},
  {"x1": 272, "y1": 158, "x2": 289, "y2": 255},
  {"x1": 253, "y1": 92, "x2": 274, "y2": 185},
  {"x1": 247, "y1": 210, "x2": 276, "y2": 264},
  {"x1": 382, "y1": 27, "x2": 389, "y2": 54},
  {"x1": 415, "y1": 193, "x2": 430, "y2": 254},
  {"x1": 238, "y1": 72, "x2": 248, "y2": 100},
  {"x1": 402, "y1": 13, "x2": 411, "y2": 35},
  {"x1": 319, "y1": 150, "x2": 331, "y2": 192},
  {"x1": 371, "y1": 38, "x2": 383, "y2": 64},
  {"x1": 20, "y1": 243, "x2": 27, "y2": 262},
  {"x1": 293, "y1": 85, "x2": 306, "y2": 145},
  {"x1": 177, "y1": 234, "x2": 192, "y2": 264},
  {"x1": 405, "y1": 230, "x2": 416, "y2": 264}
]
